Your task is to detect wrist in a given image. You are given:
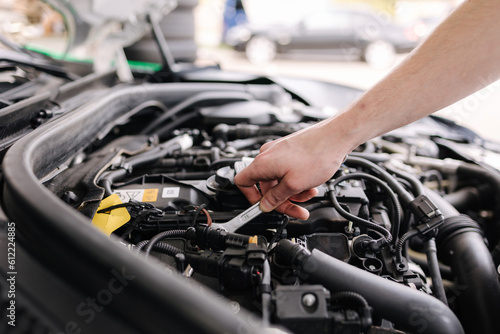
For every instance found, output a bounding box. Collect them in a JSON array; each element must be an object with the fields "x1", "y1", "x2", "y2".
[{"x1": 321, "y1": 108, "x2": 372, "y2": 155}]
